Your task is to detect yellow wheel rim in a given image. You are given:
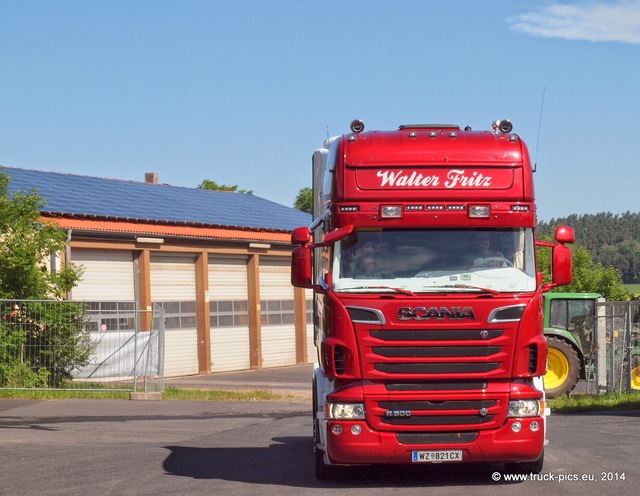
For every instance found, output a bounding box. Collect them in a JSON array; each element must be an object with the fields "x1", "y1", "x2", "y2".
[
  {"x1": 631, "y1": 365, "x2": 640, "y2": 390},
  {"x1": 545, "y1": 348, "x2": 570, "y2": 390}
]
